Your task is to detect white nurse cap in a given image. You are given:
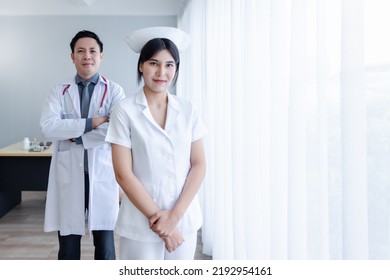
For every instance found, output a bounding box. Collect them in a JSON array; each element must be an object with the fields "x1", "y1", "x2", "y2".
[{"x1": 124, "y1": 26, "x2": 191, "y2": 53}]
